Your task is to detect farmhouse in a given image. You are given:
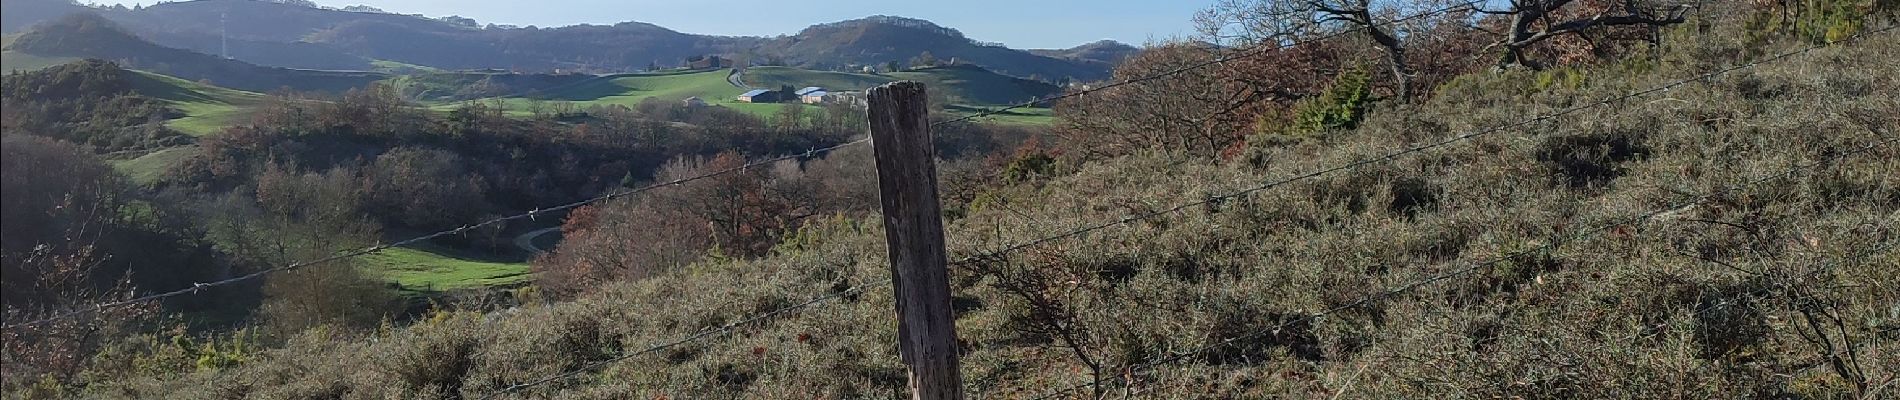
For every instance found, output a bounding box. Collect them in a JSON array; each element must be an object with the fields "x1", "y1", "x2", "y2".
[
  {"x1": 737, "y1": 89, "x2": 773, "y2": 103},
  {"x1": 739, "y1": 85, "x2": 801, "y2": 103}
]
